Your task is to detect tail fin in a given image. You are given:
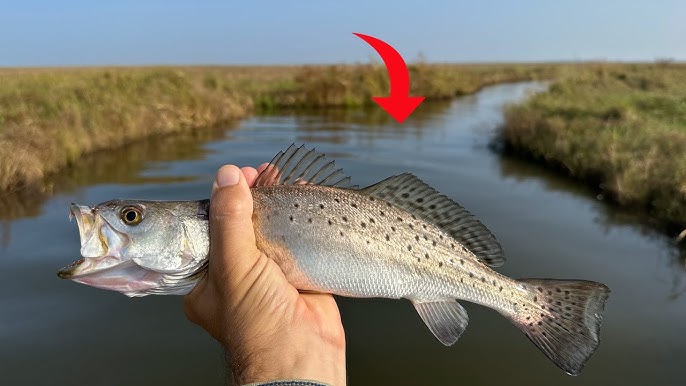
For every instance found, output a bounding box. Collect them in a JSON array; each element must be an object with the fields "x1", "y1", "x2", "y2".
[{"x1": 512, "y1": 279, "x2": 610, "y2": 376}]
